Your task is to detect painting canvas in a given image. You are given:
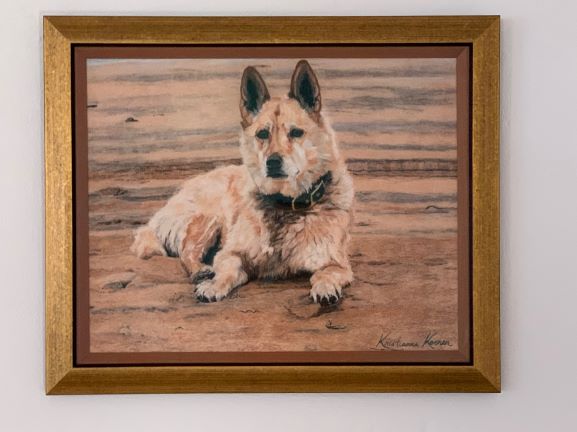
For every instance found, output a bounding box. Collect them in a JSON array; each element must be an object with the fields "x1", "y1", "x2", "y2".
[{"x1": 75, "y1": 46, "x2": 470, "y2": 364}]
